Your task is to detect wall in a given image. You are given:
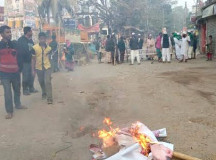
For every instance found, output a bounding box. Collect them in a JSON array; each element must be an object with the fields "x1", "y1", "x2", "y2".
[
  {"x1": 0, "y1": 7, "x2": 4, "y2": 25},
  {"x1": 207, "y1": 16, "x2": 216, "y2": 54}
]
